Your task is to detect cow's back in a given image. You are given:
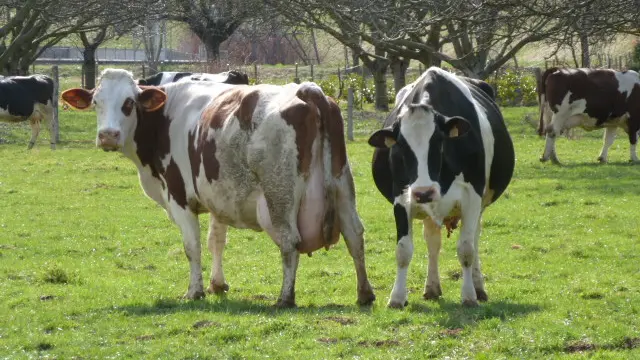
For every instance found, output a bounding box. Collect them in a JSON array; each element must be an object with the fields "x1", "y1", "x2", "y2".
[{"x1": 0, "y1": 75, "x2": 53, "y2": 118}]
